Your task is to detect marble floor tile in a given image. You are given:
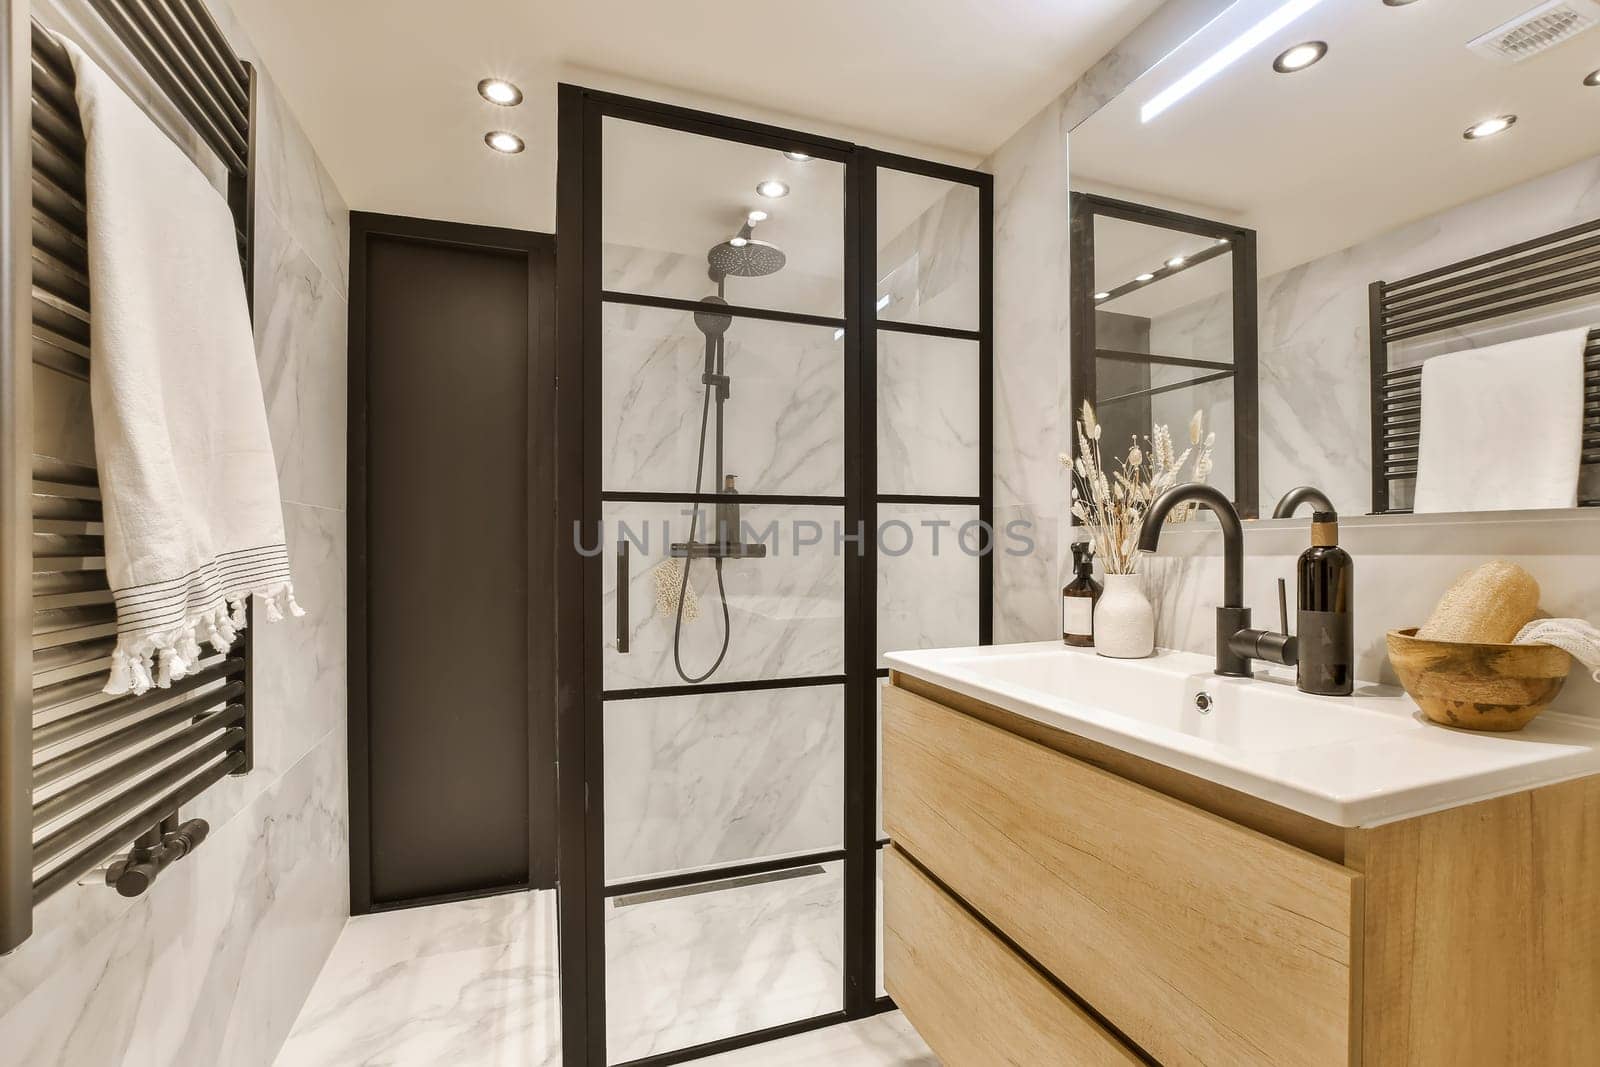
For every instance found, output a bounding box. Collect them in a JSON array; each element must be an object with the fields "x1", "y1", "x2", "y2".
[
  {"x1": 274, "y1": 892, "x2": 560, "y2": 1067},
  {"x1": 277, "y1": 873, "x2": 932, "y2": 1067},
  {"x1": 700, "y1": 1011, "x2": 937, "y2": 1066}
]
